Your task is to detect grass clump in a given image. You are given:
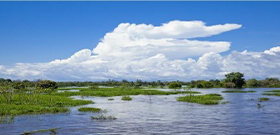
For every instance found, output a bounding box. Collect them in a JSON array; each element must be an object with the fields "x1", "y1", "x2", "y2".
[
  {"x1": 262, "y1": 90, "x2": 280, "y2": 96},
  {"x1": 22, "y1": 128, "x2": 60, "y2": 135},
  {"x1": 108, "y1": 98, "x2": 114, "y2": 101},
  {"x1": 52, "y1": 87, "x2": 200, "y2": 97},
  {"x1": 91, "y1": 115, "x2": 116, "y2": 120},
  {"x1": 258, "y1": 97, "x2": 269, "y2": 102},
  {"x1": 78, "y1": 107, "x2": 101, "y2": 113},
  {"x1": 0, "y1": 94, "x2": 92, "y2": 116},
  {"x1": 221, "y1": 101, "x2": 230, "y2": 104},
  {"x1": 222, "y1": 90, "x2": 256, "y2": 93},
  {"x1": 121, "y1": 96, "x2": 132, "y2": 101},
  {"x1": 177, "y1": 94, "x2": 223, "y2": 105}
]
